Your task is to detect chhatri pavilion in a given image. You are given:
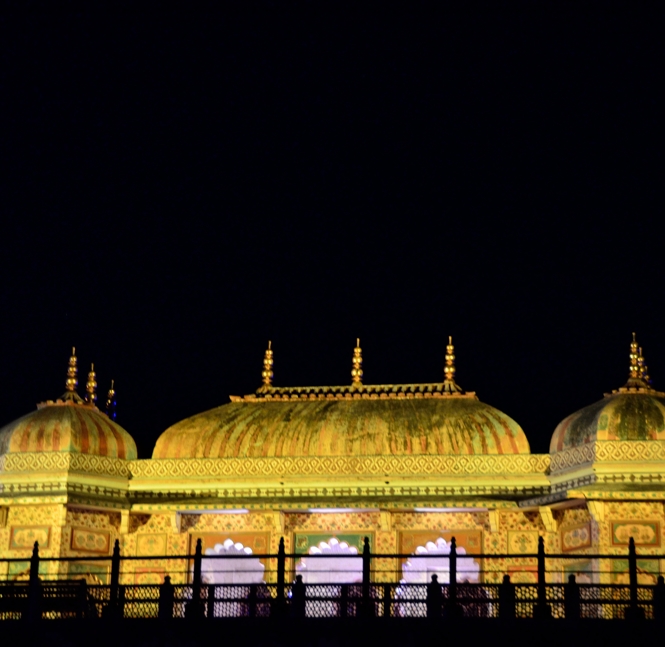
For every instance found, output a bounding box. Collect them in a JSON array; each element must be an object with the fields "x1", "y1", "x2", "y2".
[{"x1": 1, "y1": 336, "x2": 664, "y2": 585}]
